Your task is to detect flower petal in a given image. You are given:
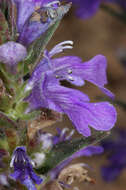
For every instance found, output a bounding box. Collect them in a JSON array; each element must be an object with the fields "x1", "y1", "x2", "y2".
[
  {"x1": 45, "y1": 80, "x2": 116, "y2": 136},
  {"x1": 10, "y1": 170, "x2": 21, "y2": 181},
  {"x1": 26, "y1": 71, "x2": 90, "y2": 112},
  {"x1": 26, "y1": 71, "x2": 116, "y2": 136},
  {"x1": 14, "y1": 0, "x2": 52, "y2": 32},
  {"x1": 53, "y1": 55, "x2": 107, "y2": 86},
  {"x1": 74, "y1": 146, "x2": 104, "y2": 157},
  {"x1": 52, "y1": 55, "x2": 113, "y2": 97},
  {"x1": 0, "y1": 41, "x2": 27, "y2": 65},
  {"x1": 22, "y1": 178, "x2": 37, "y2": 190},
  {"x1": 16, "y1": 2, "x2": 71, "y2": 46},
  {"x1": 18, "y1": 18, "x2": 54, "y2": 46},
  {"x1": 14, "y1": 0, "x2": 35, "y2": 32},
  {"x1": 30, "y1": 169, "x2": 43, "y2": 185}
]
